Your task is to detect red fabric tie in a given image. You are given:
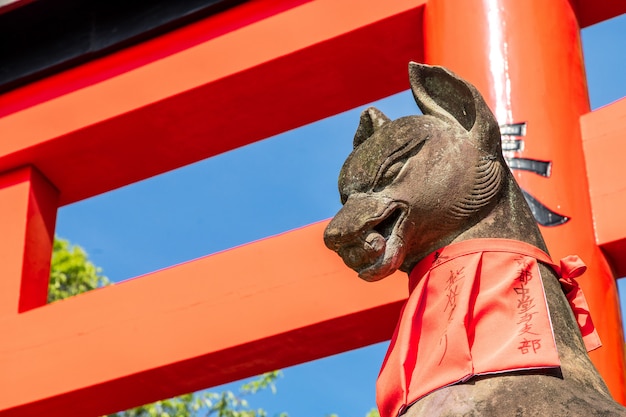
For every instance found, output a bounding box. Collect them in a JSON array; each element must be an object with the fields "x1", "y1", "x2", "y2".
[
  {"x1": 554, "y1": 255, "x2": 601, "y2": 351},
  {"x1": 376, "y1": 239, "x2": 600, "y2": 417}
]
